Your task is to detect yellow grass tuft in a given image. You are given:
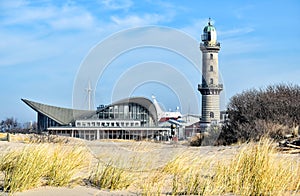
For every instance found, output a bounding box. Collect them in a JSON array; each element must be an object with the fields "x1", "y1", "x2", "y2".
[
  {"x1": 46, "y1": 145, "x2": 91, "y2": 186},
  {"x1": 137, "y1": 138, "x2": 300, "y2": 195},
  {"x1": 0, "y1": 144, "x2": 91, "y2": 194},
  {"x1": 0, "y1": 145, "x2": 50, "y2": 193},
  {"x1": 214, "y1": 138, "x2": 300, "y2": 195},
  {"x1": 138, "y1": 170, "x2": 166, "y2": 195},
  {"x1": 160, "y1": 153, "x2": 214, "y2": 195},
  {"x1": 89, "y1": 158, "x2": 134, "y2": 190}
]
